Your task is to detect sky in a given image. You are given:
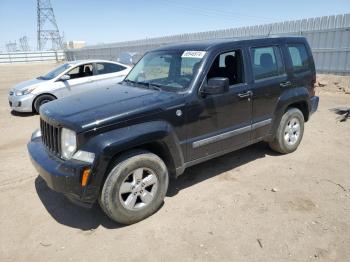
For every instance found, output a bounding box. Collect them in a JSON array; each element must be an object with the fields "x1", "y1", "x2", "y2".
[{"x1": 0, "y1": 0, "x2": 349, "y2": 51}]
